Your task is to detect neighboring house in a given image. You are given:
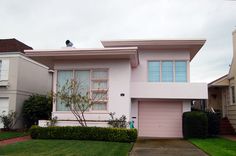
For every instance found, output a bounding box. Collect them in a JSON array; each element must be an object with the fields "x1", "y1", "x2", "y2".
[
  {"x1": 25, "y1": 39, "x2": 207, "y2": 138},
  {"x1": 0, "y1": 39, "x2": 52, "y2": 129},
  {"x1": 208, "y1": 30, "x2": 236, "y2": 131}
]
